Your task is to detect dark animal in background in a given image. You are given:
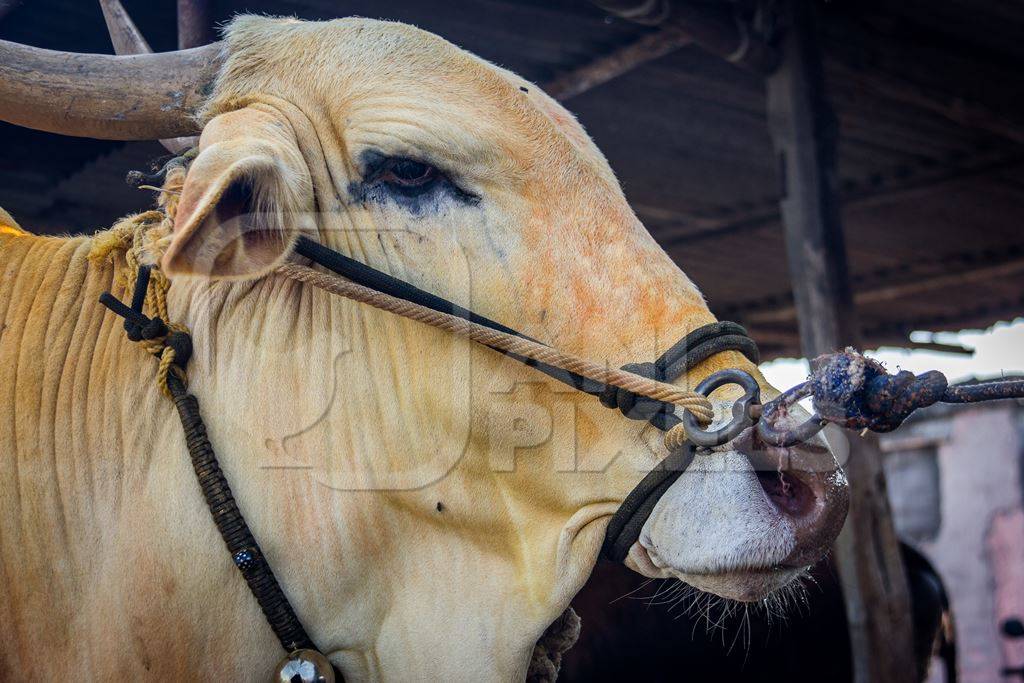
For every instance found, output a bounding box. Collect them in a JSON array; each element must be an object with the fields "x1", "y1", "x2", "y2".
[{"x1": 562, "y1": 542, "x2": 955, "y2": 682}]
